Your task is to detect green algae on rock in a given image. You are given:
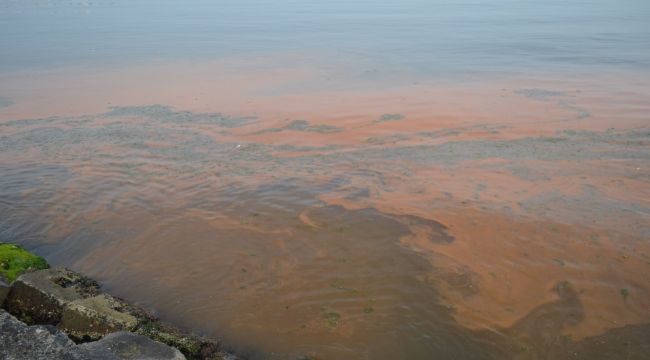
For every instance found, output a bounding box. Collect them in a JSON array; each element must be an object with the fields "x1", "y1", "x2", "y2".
[{"x1": 0, "y1": 244, "x2": 49, "y2": 282}]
